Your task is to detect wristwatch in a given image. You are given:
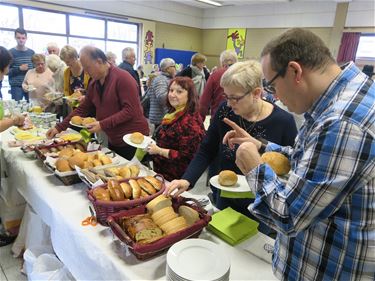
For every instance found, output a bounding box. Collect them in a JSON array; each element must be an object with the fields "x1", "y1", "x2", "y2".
[{"x1": 258, "y1": 138, "x2": 268, "y2": 154}]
